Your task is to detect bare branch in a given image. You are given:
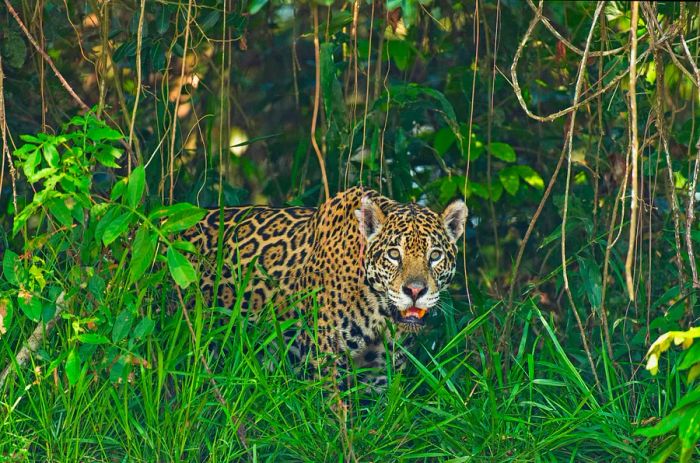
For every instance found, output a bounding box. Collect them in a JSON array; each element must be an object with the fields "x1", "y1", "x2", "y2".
[
  {"x1": 625, "y1": 2, "x2": 640, "y2": 301},
  {"x1": 4, "y1": 0, "x2": 89, "y2": 111}
]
